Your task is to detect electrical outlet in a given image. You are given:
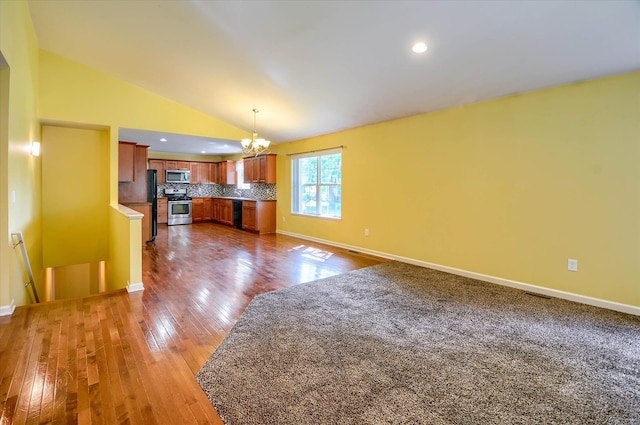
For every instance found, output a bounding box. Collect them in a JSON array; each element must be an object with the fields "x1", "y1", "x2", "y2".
[
  {"x1": 364, "y1": 229, "x2": 369, "y2": 236},
  {"x1": 568, "y1": 259, "x2": 578, "y2": 272},
  {"x1": 282, "y1": 216, "x2": 286, "y2": 222}
]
